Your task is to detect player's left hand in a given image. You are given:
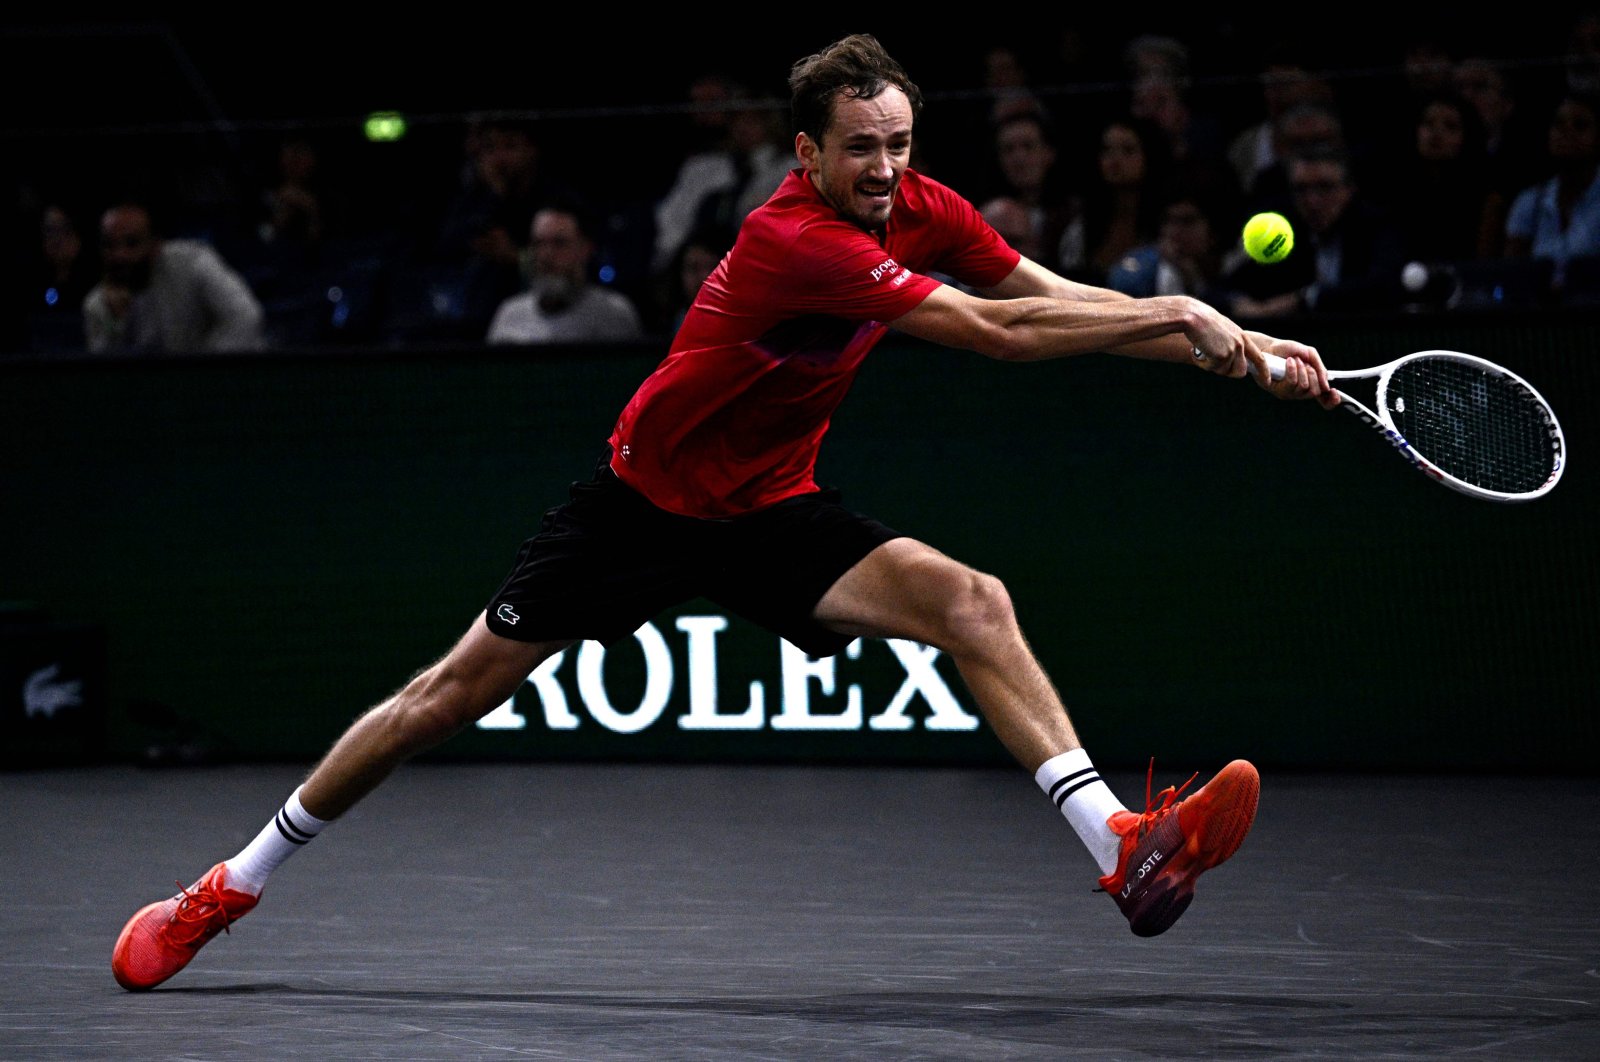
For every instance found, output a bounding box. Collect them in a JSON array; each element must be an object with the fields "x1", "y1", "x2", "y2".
[{"x1": 1245, "y1": 332, "x2": 1340, "y2": 409}]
